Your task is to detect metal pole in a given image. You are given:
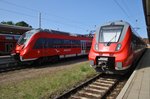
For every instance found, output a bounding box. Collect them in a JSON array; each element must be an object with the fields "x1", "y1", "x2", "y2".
[{"x1": 39, "y1": 12, "x2": 41, "y2": 28}]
